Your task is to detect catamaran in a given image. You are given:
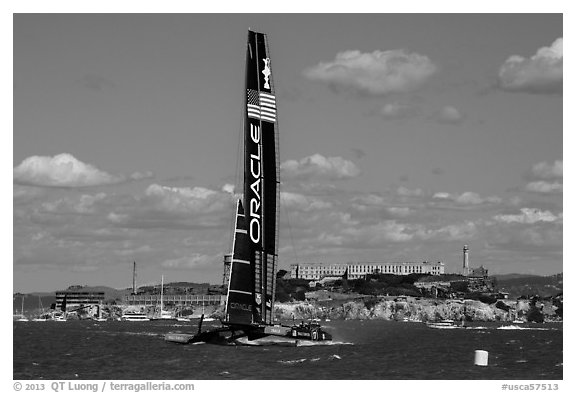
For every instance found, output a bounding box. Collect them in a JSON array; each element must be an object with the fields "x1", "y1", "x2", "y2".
[{"x1": 165, "y1": 30, "x2": 331, "y2": 345}]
